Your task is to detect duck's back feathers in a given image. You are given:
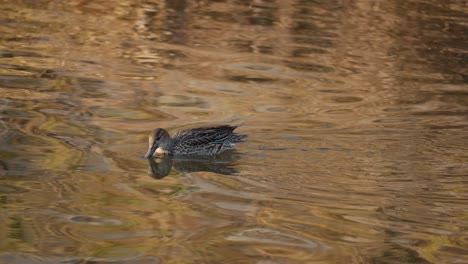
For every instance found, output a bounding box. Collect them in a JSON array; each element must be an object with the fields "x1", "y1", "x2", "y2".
[{"x1": 171, "y1": 125, "x2": 247, "y2": 155}]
